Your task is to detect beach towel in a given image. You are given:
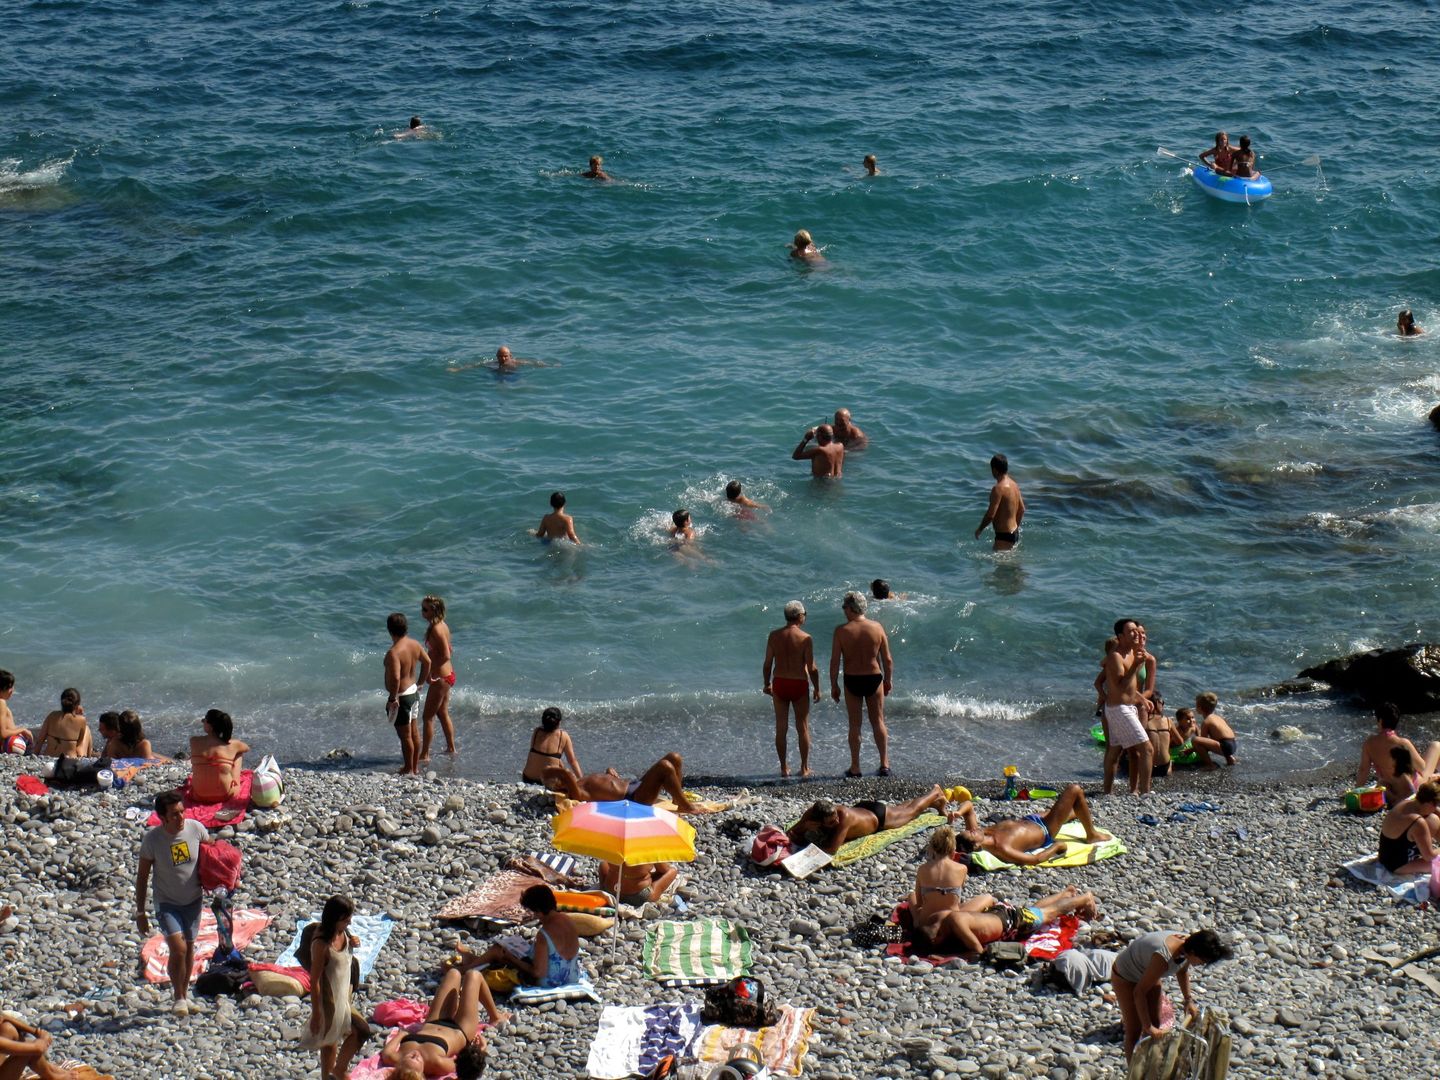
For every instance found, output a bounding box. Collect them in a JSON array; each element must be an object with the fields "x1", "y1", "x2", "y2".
[
  {"x1": 509, "y1": 966, "x2": 601, "y2": 1005},
  {"x1": 21, "y1": 1061, "x2": 114, "y2": 1080},
  {"x1": 586, "y1": 1003, "x2": 704, "y2": 1080},
  {"x1": 832, "y1": 812, "x2": 945, "y2": 867},
  {"x1": 141, "y1": 907, "x2": 270, "y2": 983},
  {"x1": 144, "y1": 772, "x2": 253, "y2": 829},
  {"x1": 644, "y1": 919, "x2": 753, "y2": 986},
  {"x1": 880, "y1": 902, "x2": 1080, "y2": 965},
  {"x1": 437, "y1": 869, "x2": 540, "y2": 924},
  {"x1": 690, "y1": 1005, "x2": 815, "y2": 1077},
  {"x1": 277, "y1": 912, "x2": 394, "y2": 982},
  {"x1": 968, "y1": 820, "x2": 1126, "y2": 872},
  {"x1": 1341, "y1": 854, "x2": 1431, "y2": 905}
]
